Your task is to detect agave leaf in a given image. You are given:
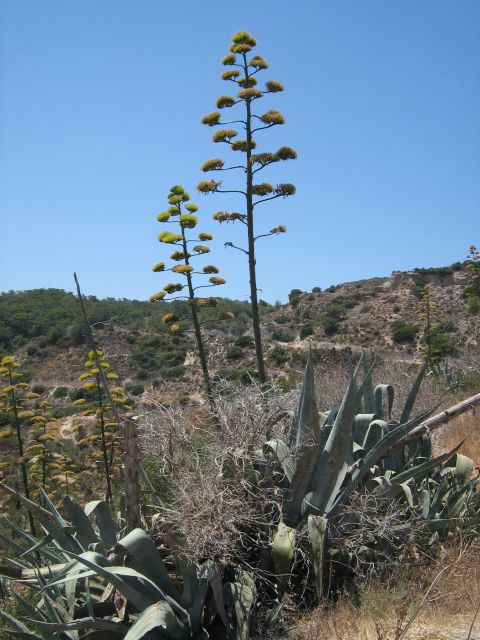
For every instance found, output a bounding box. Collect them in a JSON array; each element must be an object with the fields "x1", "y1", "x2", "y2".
[
  {"x1": 307, "y1": 515, "x2": 327, "y2": 598},
  {"x1": 293, "y1": 349, "x2": 320, "y2": 448},
  {"x1": 174, "y1": 554, "x2": 197, "y2": 610},
  {"x1": 400, "y1": 363, "x2": 427, "y2": 424},
  {"x1": 427, "y1": 516, "x2": 480, "y2": 531},
  {"x1": 84, "y1": 500, "x2": 117, "y2": 546},
  {"x1": 419, "y1": 489, "x2": 431, "y2": 519},
  {"x1": 23, "y1": 617, "x2": 129, "y2": 633},
  {"x1": 62, "y1": 496, "x2": 98, "y2": 549},
  {"x1": 304, "y1": 356, "x2": 369, "y2": 518},
  {"x1": 271, "y1": 522, "x2": 296, "y2": 595},
  {"x1": 380, "y1": 442, "x2": 463, "y2": 489},
  {"x1": 353, "y1": 414, "x2": 377, "y2": 447},
  {"x1": 374, "y1": 384, "x2": 394, "y2": 420},
  {"x1": 454, "y1": 453, "x2": 474, "y2": 480},
  {"x1": 115, "y1": 528, "x2": 182, "y2": 606},
  {"x1": 201, "y1": 560, "x2": 231, "y2": 635},
  {"x1": 347, "y1": 405, "x2": 439, "y2": 494},
  {"x1": 283, "y1": 352, "x2": 321, "y2": 526},
  {"x1": 362, "y1": 420, "x2": 389, "y2": 452},
  {"x1": 224, "y1": 570, "x2": 256, "y2": 640},
  {"x1": 263, "y1": 439, "x2": 296, "y2": 484},
  {"x1": 0, "y1": 607, "x2": 41, "y2": 638},
  {"x1": 46, "y1": 550, "x2": 164, "y2": 613},
  {"x1": 123, "y1": 601, "x2": 185, "y2": 640},
  {"x1": 373, "y1": 481, "x2": 415, "y2": 508},
  {"x1": 0, "y1": 519, "x2": 62, "y2": 564}
]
